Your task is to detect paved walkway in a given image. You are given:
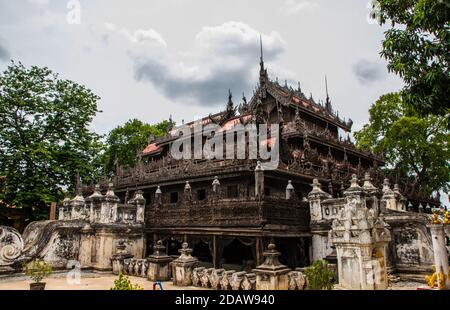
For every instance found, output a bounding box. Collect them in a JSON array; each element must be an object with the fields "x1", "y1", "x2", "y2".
[
  {"x1": 0, "y1": 273, "x2": 206, "y2": 290},
  {"x1": 0, "y1": 272, "x2": 424, "y2": 290}
]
